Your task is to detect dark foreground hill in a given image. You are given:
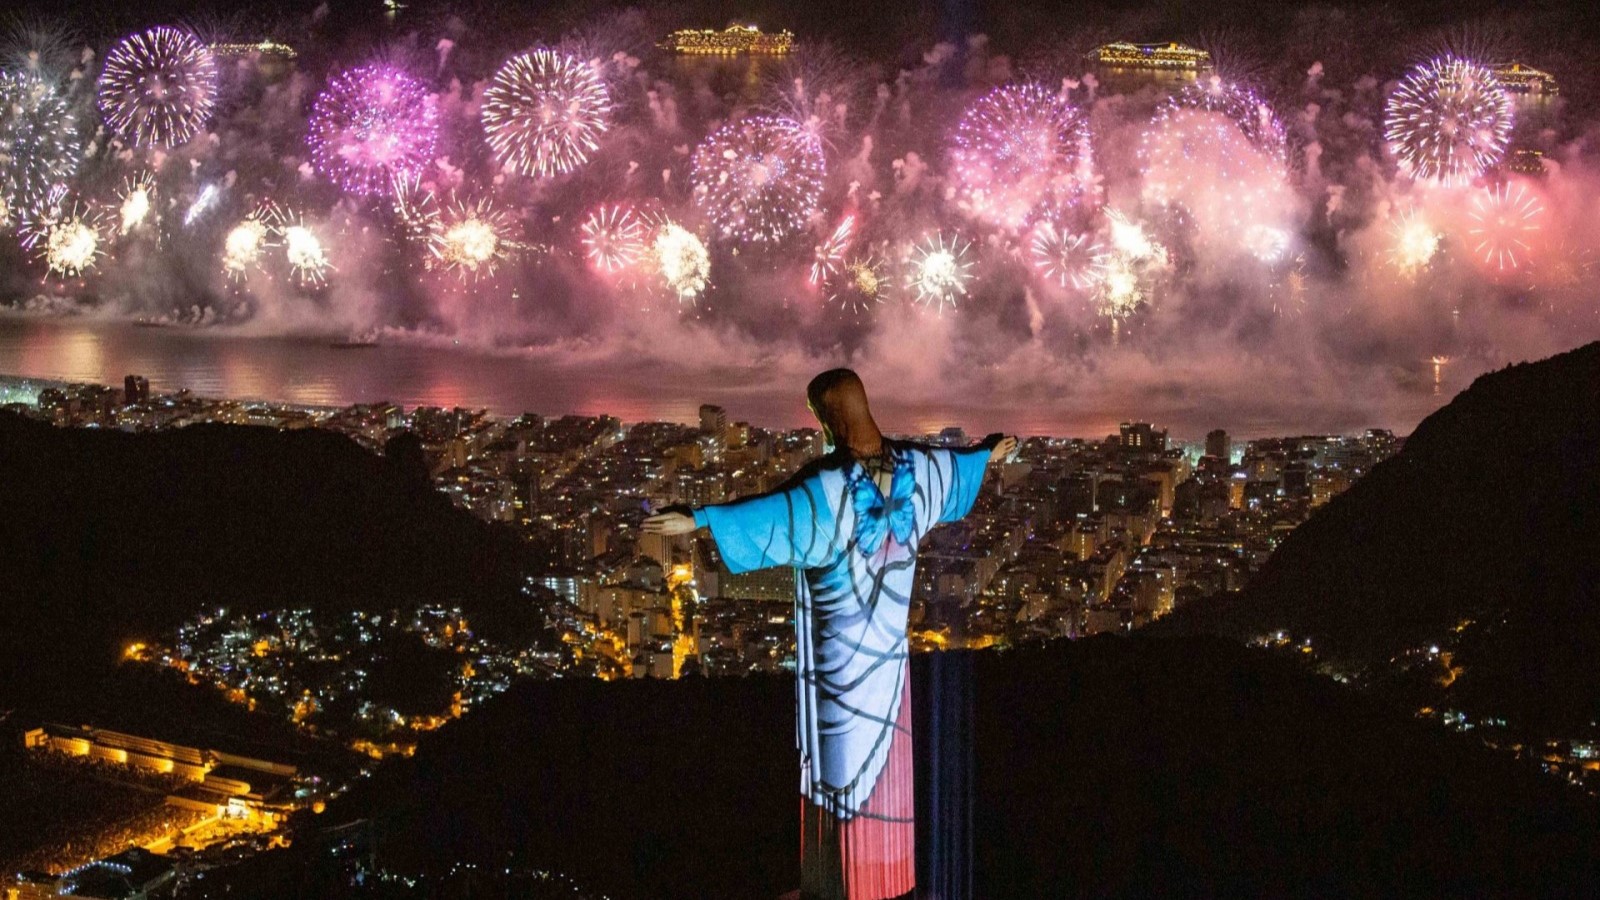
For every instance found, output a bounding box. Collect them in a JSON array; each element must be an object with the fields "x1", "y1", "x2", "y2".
[
  {"x1": 0, "y1": 413, "x2": 539, "y2": 722},
  {"x1": 201, "y1": 637, "x2": 1600, "y2": 899},
  {"x1": 1164, "y1": 342, "x2": 1600, "y2": 735}
]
